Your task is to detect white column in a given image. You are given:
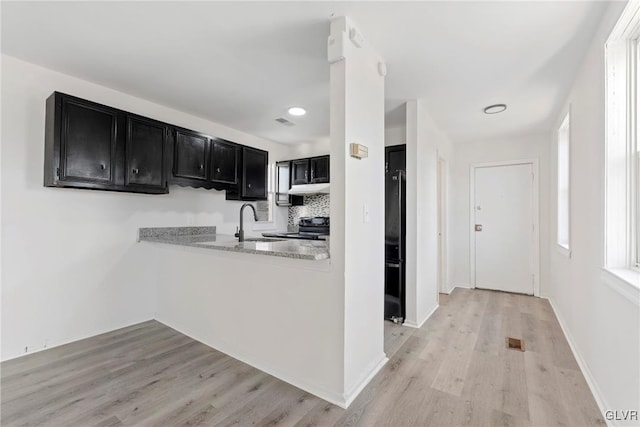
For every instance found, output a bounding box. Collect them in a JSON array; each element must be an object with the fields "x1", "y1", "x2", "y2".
[{"x1": 328, "y1": 16, "x2": 387, "y2": 406}]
